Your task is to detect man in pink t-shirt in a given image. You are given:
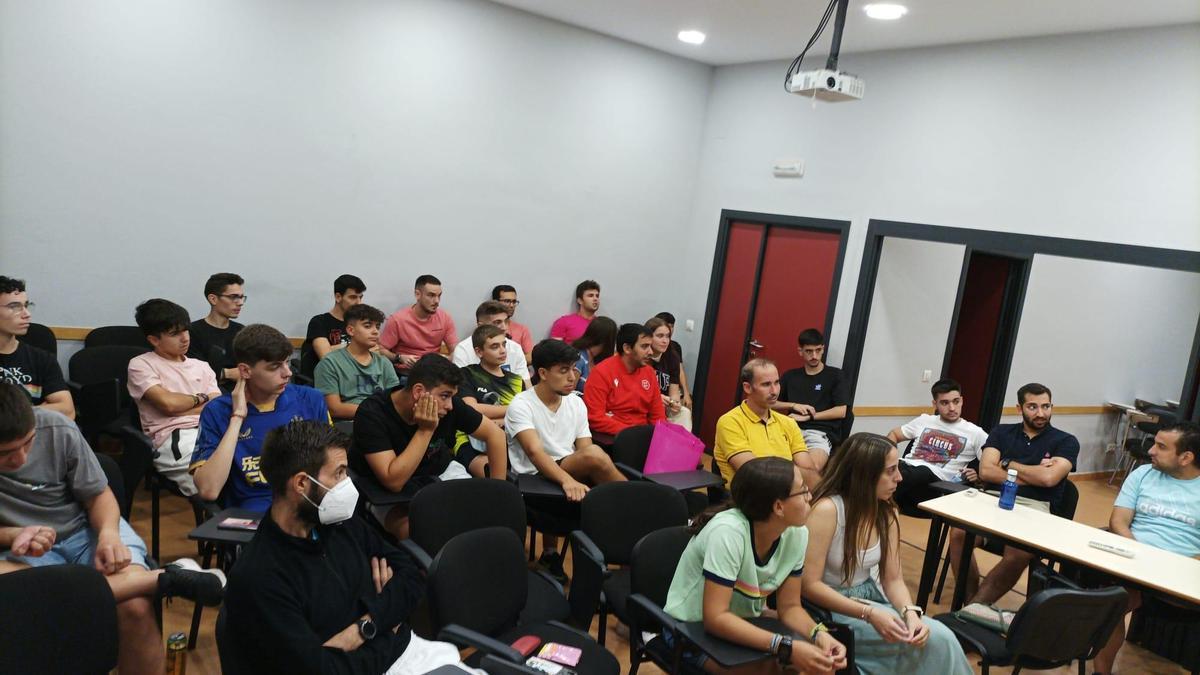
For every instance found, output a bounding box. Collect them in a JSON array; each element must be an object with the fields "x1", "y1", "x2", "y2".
[
  {"x1": 491, "y1": 284, "x2": 533, "y2": 362},
  {"x1": 549, "y1": 279, "x2": 600, "y2": 344},
  {"x1": 379, "y1": 274, "x2": 459, "y2": 372},
  {"x1": 127, "y1": 299, "x2": 222, "y2": 496}
]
